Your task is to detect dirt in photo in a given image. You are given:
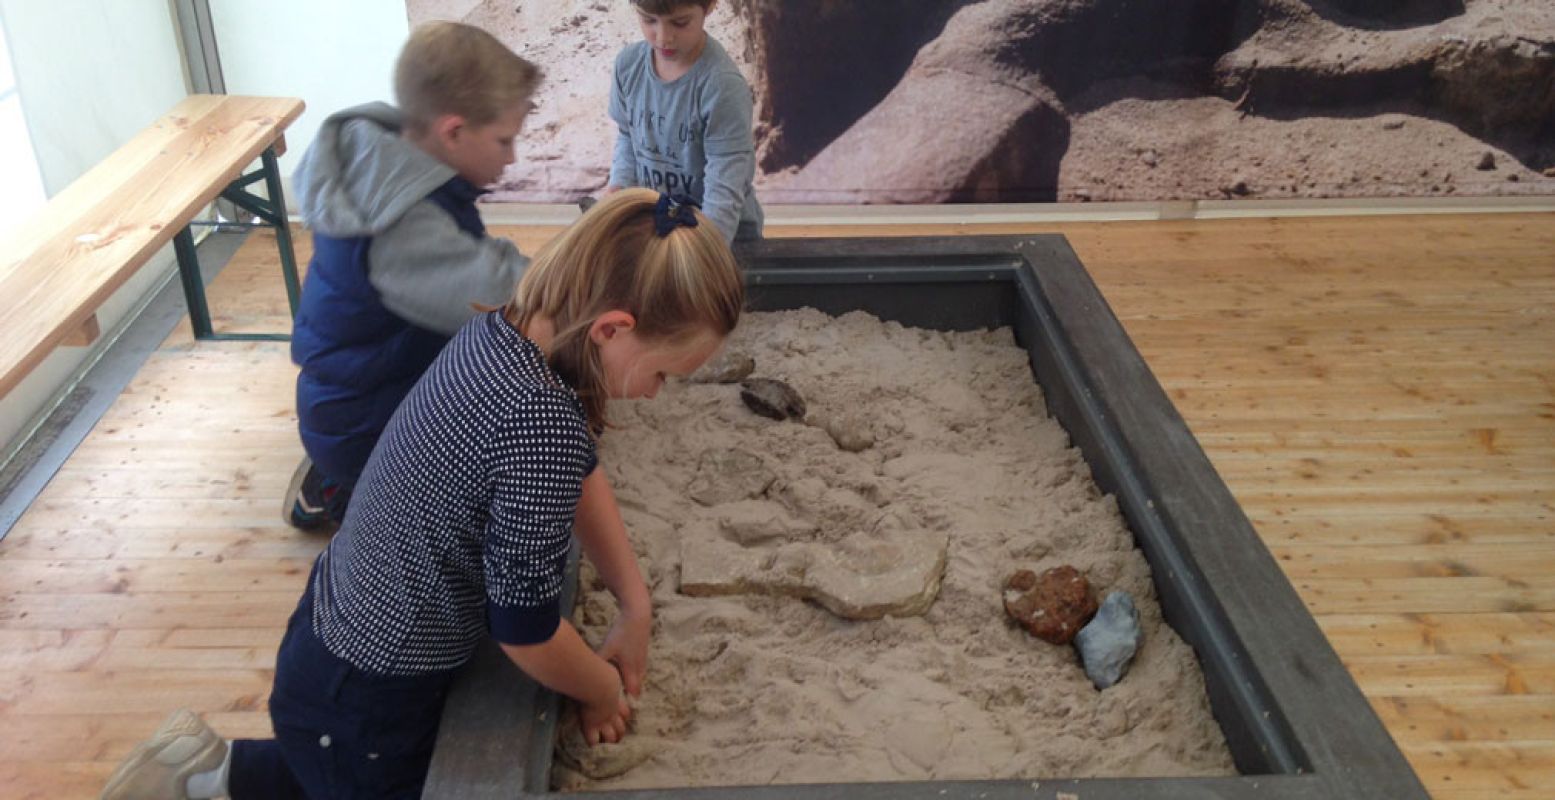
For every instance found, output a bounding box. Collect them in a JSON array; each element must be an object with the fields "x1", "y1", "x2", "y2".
[{"x1": 409, "y1": 0, "x2": 1555, "y2": 203}]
